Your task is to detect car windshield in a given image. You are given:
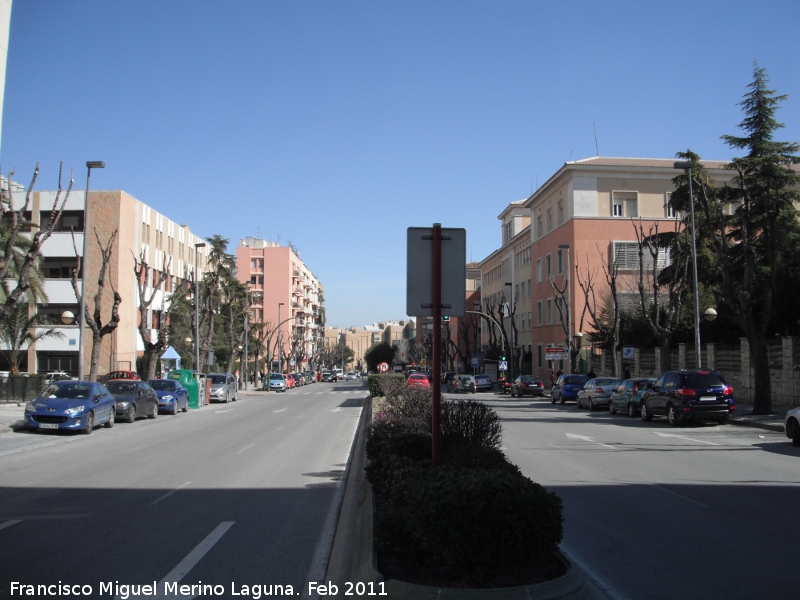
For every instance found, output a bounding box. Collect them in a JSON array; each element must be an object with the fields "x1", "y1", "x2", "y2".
[
  {"x1": 108, "y1": 372, "x2": 130, "y2": 379},
  {"x1": 44, "y1": 383, "x2": 93, "y2": 399},
  {"x1": 209, "y1": 375, "x2": 227, "y2": 384},
  {"x1": 595, "y1": 378, "x2": 620, "y2": 386},
  {"x1": 564, "y1": 376, "x2": 588, "y2": 384},
  {"x1": 107, "y1": 382, "x2": 137, "y2": 394},
  {"x1": 475, "y1": 375, "x2": 489, "y2": 380},
  {"x1": 687, "y1": 374, "x2": 726, "y2": 387},
  {"x1": 149, "y1": 381, "x2": 176, "y2": 391},
  {"x1": 270, "y1": 374, "x2": 284, "y2": 380}
]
